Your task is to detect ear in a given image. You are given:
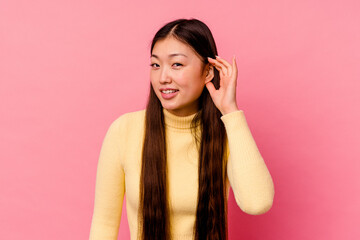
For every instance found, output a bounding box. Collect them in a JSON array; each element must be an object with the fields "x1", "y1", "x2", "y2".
[{"x1": 204, "y1": 64, "x2": 214, "y2": 84}]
